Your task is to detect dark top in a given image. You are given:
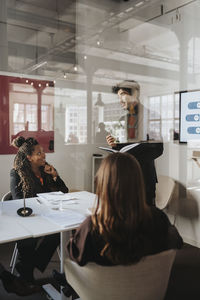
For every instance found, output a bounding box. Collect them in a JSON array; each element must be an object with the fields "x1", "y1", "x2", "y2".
[
  {"x1": 10, "y1": 168, "x2": 68, "y2": 199},
  {"x1": 66, "y1": 206, "x2": 183, "y2": 266},
  {"x1": 114, "y1": 142, "x2": 163, "y2": 205}
]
